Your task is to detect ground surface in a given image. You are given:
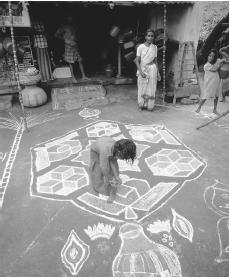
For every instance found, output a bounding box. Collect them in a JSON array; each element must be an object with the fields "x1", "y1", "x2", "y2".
[{"x1": 0, "y1": 84, "x2": 229, "y2": 277}]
